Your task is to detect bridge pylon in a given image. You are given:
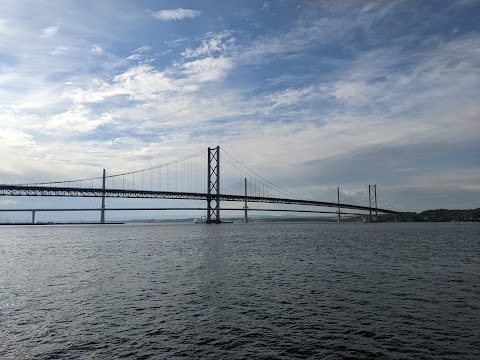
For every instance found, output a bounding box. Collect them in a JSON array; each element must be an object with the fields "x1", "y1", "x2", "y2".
[
  {"x1": 206, "y1": 146, "x2": 221, "y2": 224},
  {"x1": 101, "y1": 169, "x2": 106, "y2": 224},
  {"x1": 337, "y1": 186, "x2": 341, "y2": 222},
  {"x1": 368, "y1": 184, "x2": 378, "y2": 222}
]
